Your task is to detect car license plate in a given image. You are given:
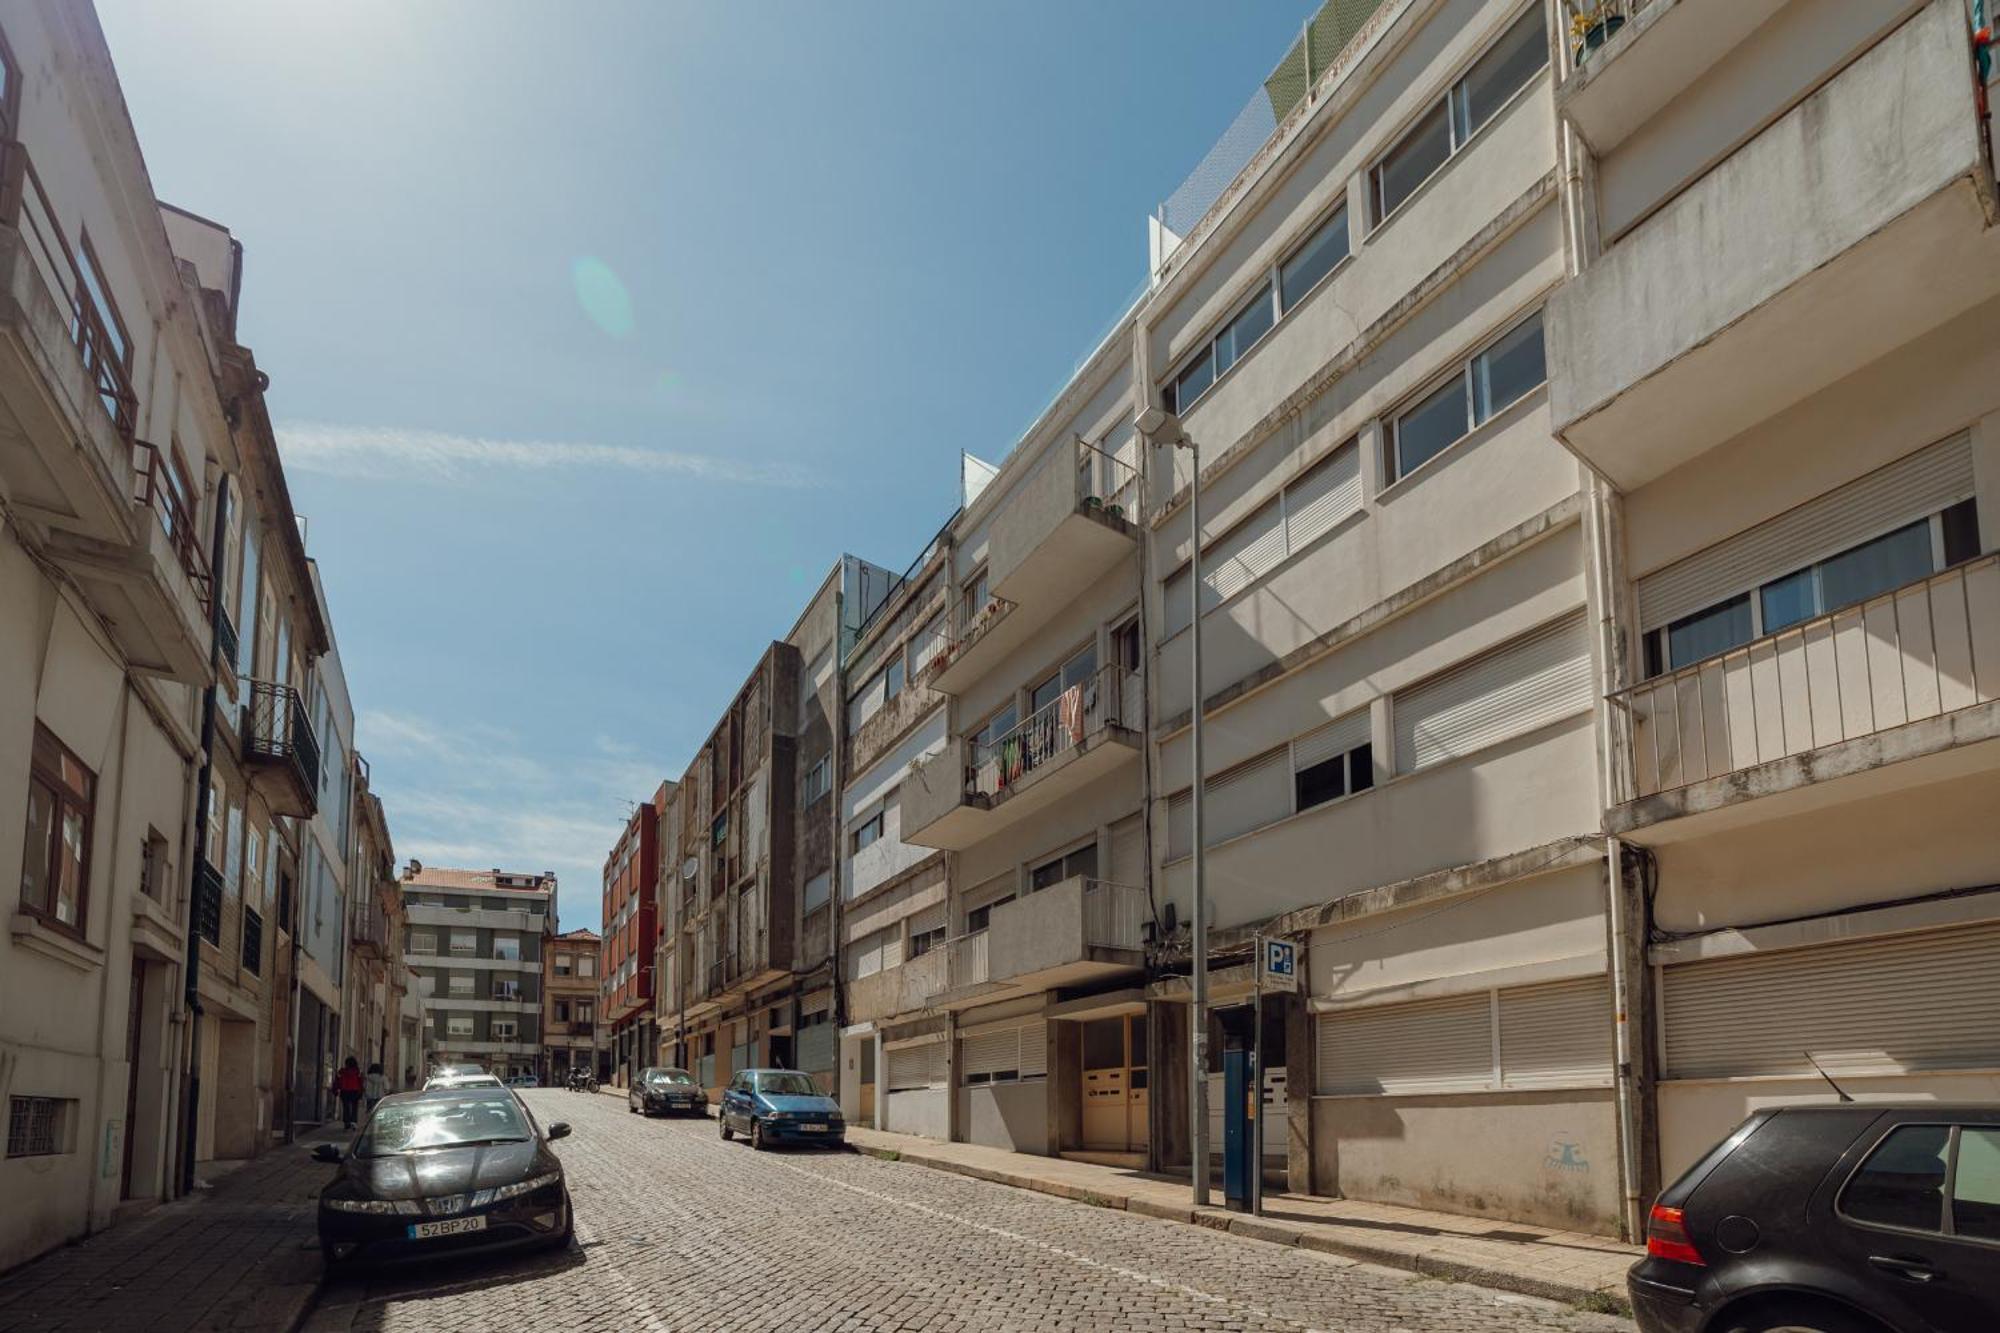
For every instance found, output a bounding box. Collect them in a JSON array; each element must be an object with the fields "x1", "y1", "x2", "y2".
[
  {"x1": 408, "y1": 1215, "x2": 488, "y2": 1240},
  {"x1": 799, "y1": 1122, "x2": 827, "y2": 1133}
]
